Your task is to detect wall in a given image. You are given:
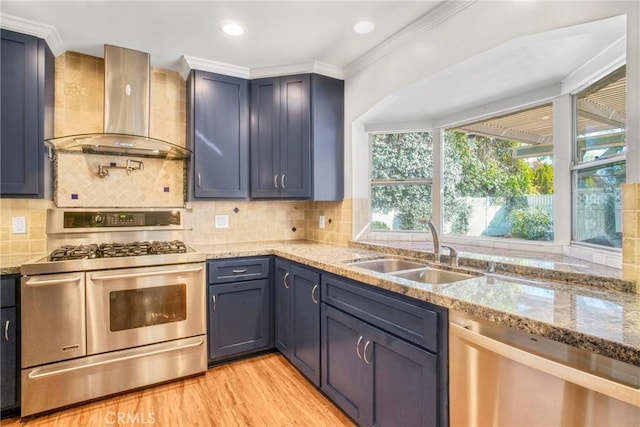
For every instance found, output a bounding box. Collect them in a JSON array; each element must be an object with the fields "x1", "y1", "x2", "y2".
[
  {"x1": 622, "y1": 184, "x2": 640, "y2": 292},
  {"x1": 0, "y1": 199, "x2": 51, "y2": 267}
]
